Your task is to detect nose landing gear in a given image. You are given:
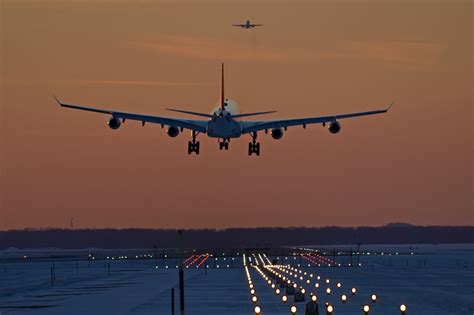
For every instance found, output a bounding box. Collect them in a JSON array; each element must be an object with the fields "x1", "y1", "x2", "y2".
[
  {"x1": 219, "y1": 139, "x2": 230, "y2": 150},
  {"x1": 248, "y1": 132, "x2": 260, "y2": 156},
  {"x1": 188, "y1": 131, "x2": 200, "y2": 155}
]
